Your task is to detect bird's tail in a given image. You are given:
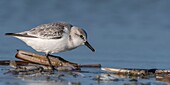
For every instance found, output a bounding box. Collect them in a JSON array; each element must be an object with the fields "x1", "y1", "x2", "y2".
[{"x1": 5, "y1": 33, "x2": 37, "y2": 38}]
